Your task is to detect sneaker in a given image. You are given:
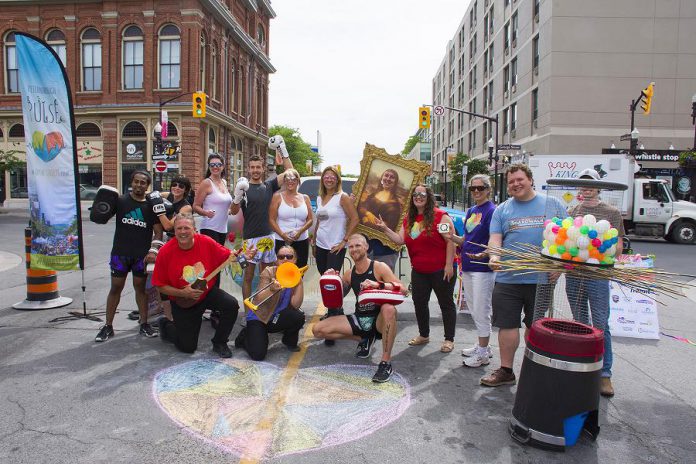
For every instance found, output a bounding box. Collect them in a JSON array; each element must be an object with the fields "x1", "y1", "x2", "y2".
[
  {"x1": 600, "y1": 377, "x2": 615, "y2": 397},
  {"x1": 95, "y1": 324, "x2": 114, "y2": 342},
  {"x1": 463, "y1": 347, "x2": 491, "y2": 368},
  {"x1": 324, "y1": 339, "x2": 335, "y2": 346},
  {"x1": 127, "y1": 310, "x2": 139, "y2": 320},
  {"x1": 372, "y1": 361, "x2": 393, "y2": 383},
  {"x1": 212, "y1": 342, "x2": 233, "y2": 358},
  {"x1": 139, "y1": 322, "x2": 158, "y2": 338},
  {"x1": 356, "y1": 334, "x2": 376, "y2": 359},
  {"x1": 462, "y1": 344, "x2": 493, "y2": 358},
  {"x1": 480, "y1": 368, "x2": 516, "y2": 387}
]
